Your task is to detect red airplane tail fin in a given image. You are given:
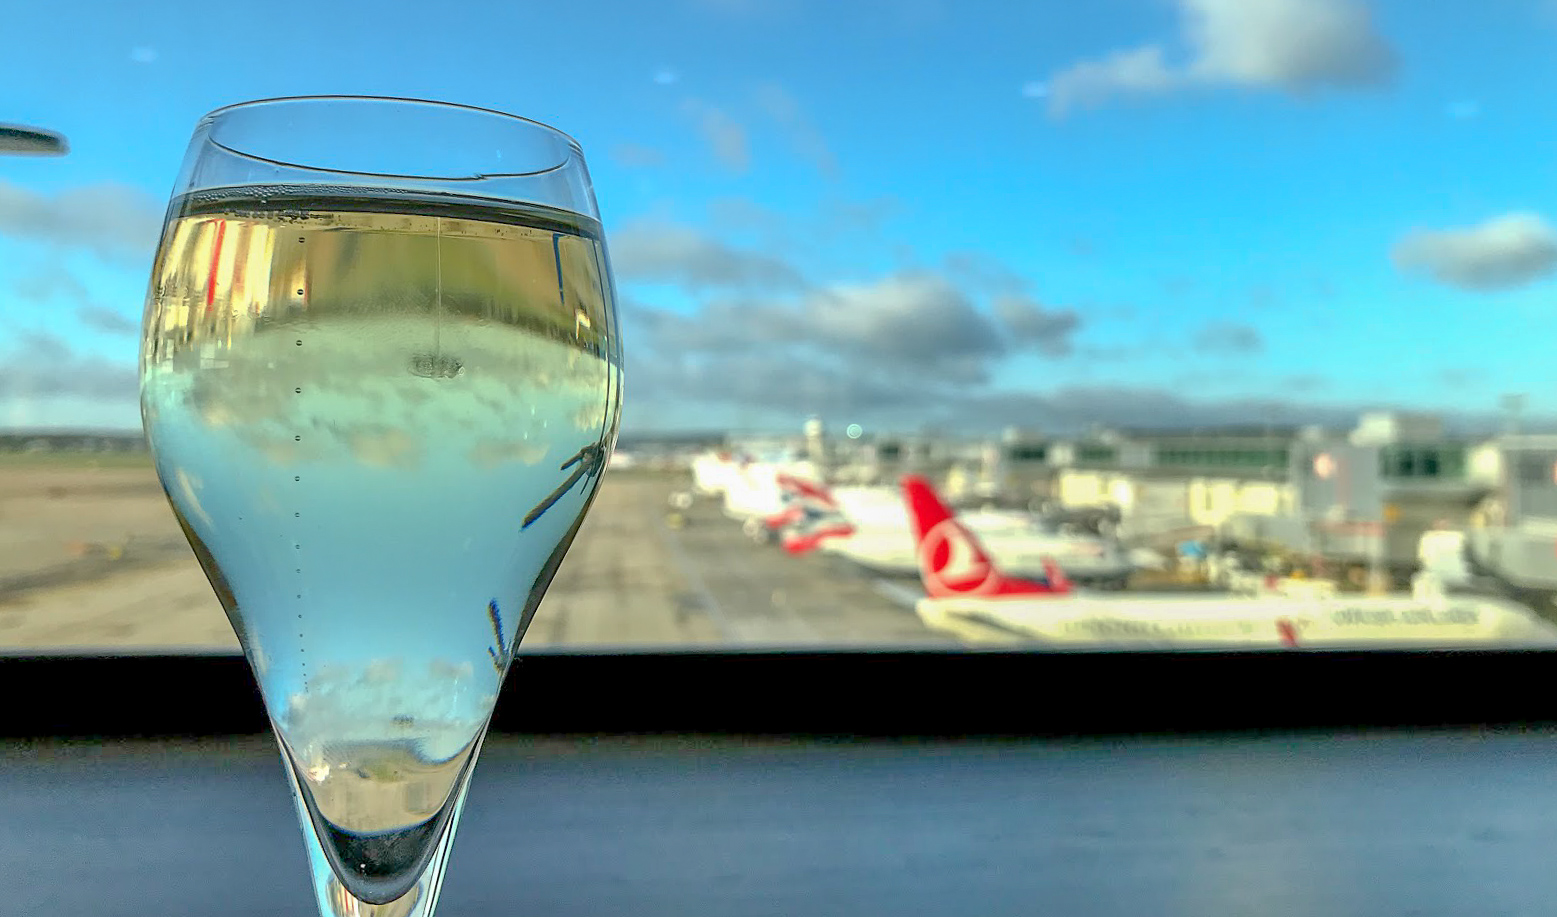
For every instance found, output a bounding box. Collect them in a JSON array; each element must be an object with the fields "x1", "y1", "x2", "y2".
[
  {"x1": 767, "y1": 473, "x2": 846, "y2": 532},
  {"x1": 782, "y1": 518, "x2": 857, "y2": 555},
  {"x1": 764, "y1": 504, "x2": 805, "y2": 531},
  {"x1": 776, "y1": 473, "x2": 840, "y2": 510},
  {"x1": 900, "y1": 475, "x2": 1071, "y2": 599}
]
